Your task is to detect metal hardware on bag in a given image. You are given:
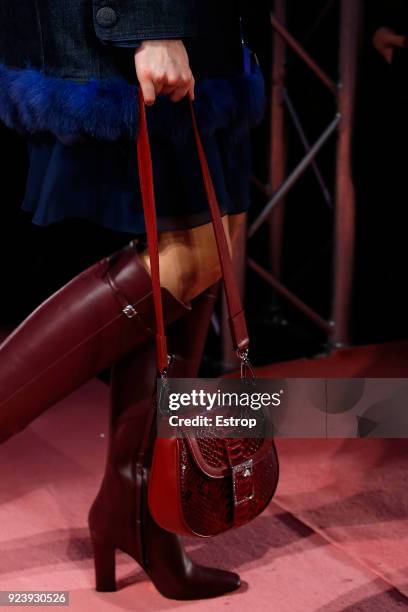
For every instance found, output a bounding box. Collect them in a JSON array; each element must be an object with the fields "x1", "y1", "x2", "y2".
[
  {"x1": 122, "y1": 304, "x2": 138, "y2": 319},
  {"x1": 159, "y1": 353, "x2": 173, "y2": 381},
  {"x1": 157, "y1": 354, "x2": 174, "y2": 416},
  {"x1": 156, "y1": 352, "x2": 177, "y2": 420},
  {"x1": 232, "y1": 459, "x2": 255, "y2": 506},
  {"x1": 237, "y1": 347, "x2": 249, "y2": 360},
  {"x1": 237, "y1": 348, "x2": 256, "y2": 380},
  {"x1": 157, "y1": 373, "x2": 169, "y2": 416},
  {"x1": 239, "y1": 16, "x2": 259, "y2": 72}
]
